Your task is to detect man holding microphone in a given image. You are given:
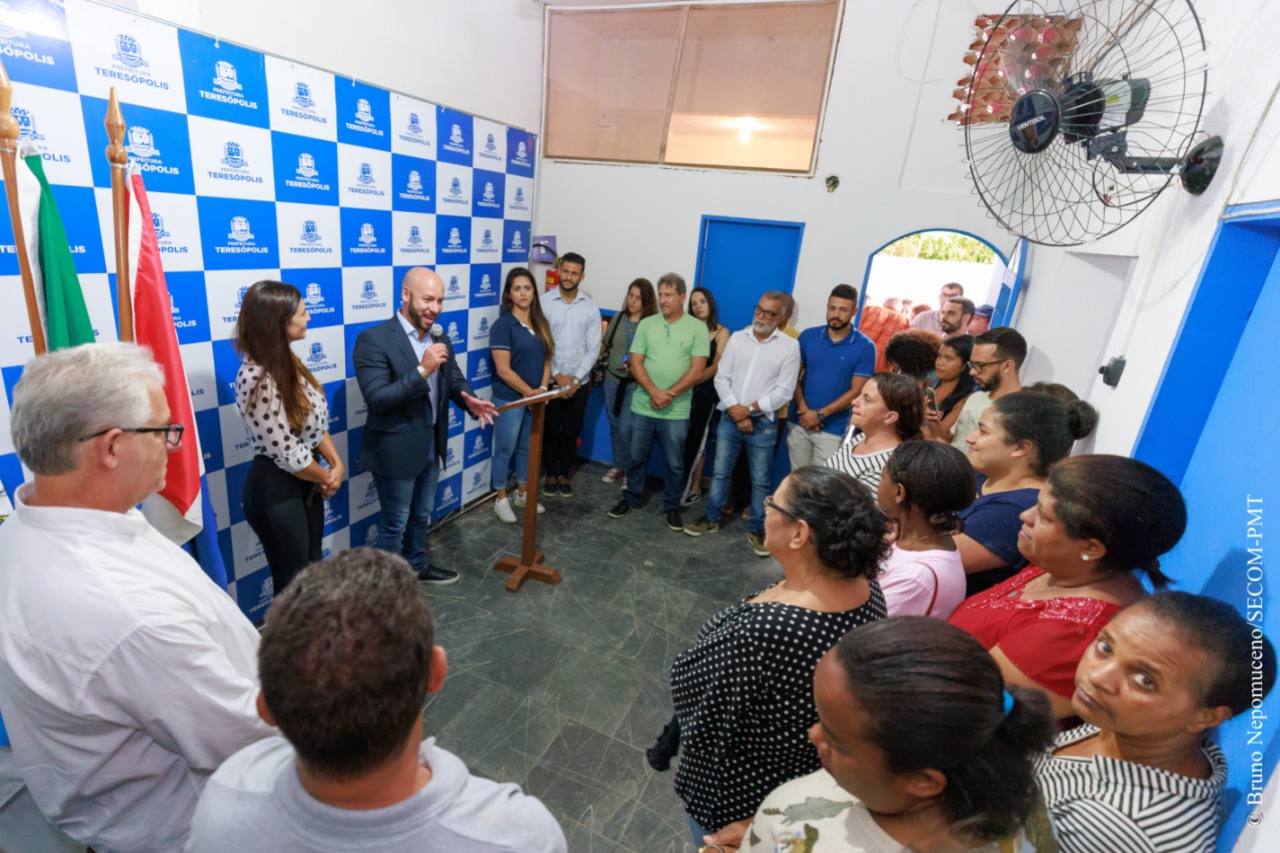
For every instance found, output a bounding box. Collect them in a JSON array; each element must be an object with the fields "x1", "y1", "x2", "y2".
[{"x1": 353, "y1": 267, "x2": 496, "y2": 585}]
